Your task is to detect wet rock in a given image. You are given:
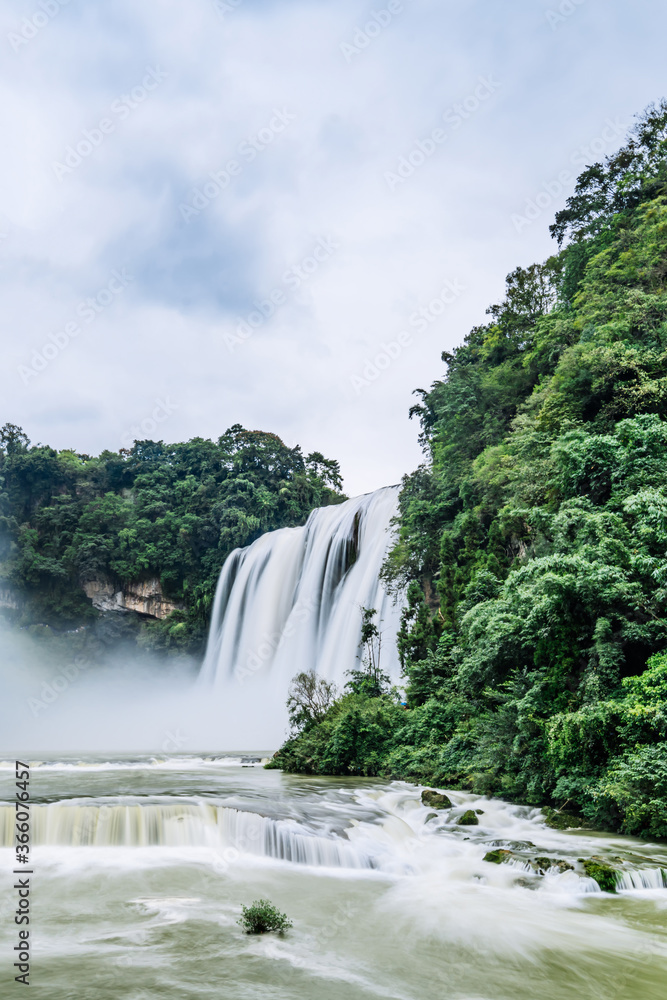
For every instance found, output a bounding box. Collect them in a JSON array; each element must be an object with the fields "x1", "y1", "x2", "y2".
[
  {"x1": 424, "y1": 812, "x2": 439, "y2": 823},
  {"x1": 487, "y1": 840, "x2": 535, "y2": 851},
  {"x1": 579, "y1": 858, "x2": 618, "y2": 893},
  {"x1": 421, "y1": 789, "x2": 452, "y2": 809},
  {"x1": 531, "y1": 857, "x2": 574, "y2": 875},
  {"x1": 475, "y1": 809, "x2": 484, "y2": 815},
  {"x1": 457, "y1": 809, "x2": 479, "y2": 826},
  {"x1": 543, "y1": 807, "x2": 586, "y2": 830},
  {"x1": 483, "y1": 849, "x2": 513, "y2": 864}
]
